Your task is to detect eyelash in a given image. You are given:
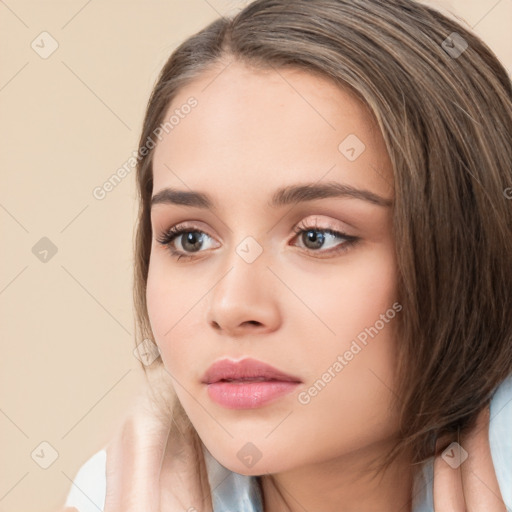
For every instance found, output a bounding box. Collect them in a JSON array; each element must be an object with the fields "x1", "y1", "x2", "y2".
[{"x1": 155, "y1": 221, "x2": 359, "y2": 261}]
